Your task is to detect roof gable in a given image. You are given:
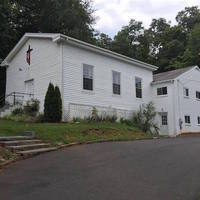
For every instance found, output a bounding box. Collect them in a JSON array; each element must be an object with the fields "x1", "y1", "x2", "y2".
[
  {"x1": 1, "y1": 33, "x2": 158, "y2": 71},
  {"x1": 153, "y1": 66, "x2": 198, "y2": 83}
]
